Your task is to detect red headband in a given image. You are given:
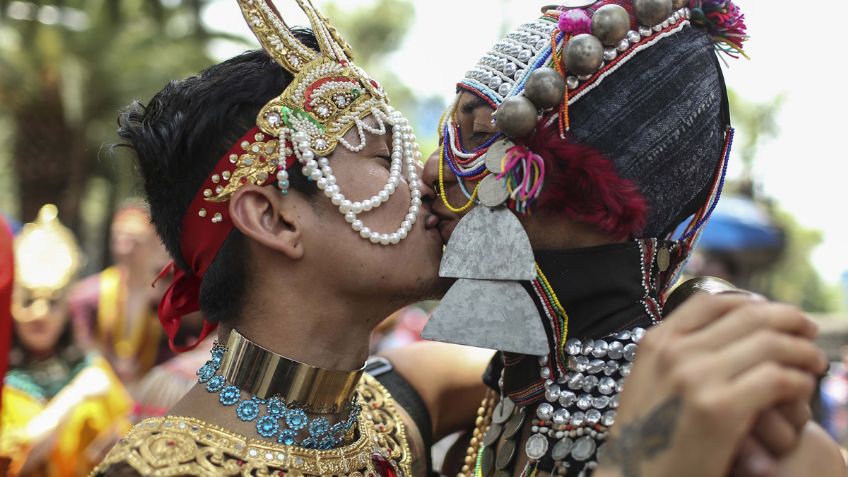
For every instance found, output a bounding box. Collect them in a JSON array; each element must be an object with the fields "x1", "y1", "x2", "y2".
[{"x1": 157, "y1": 127, "x2": 295, "y2": 352}]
